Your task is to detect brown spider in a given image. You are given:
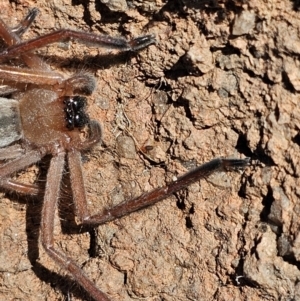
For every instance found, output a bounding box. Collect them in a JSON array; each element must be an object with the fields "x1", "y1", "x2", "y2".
[{"x1": 0, "y1": 8, "x2": 249, "y2": 301}]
